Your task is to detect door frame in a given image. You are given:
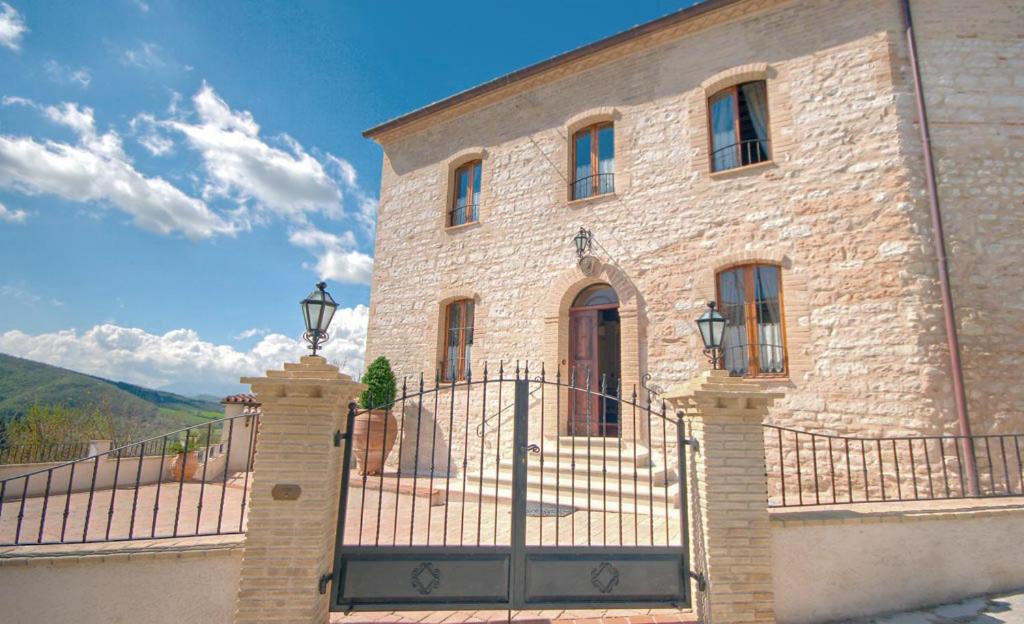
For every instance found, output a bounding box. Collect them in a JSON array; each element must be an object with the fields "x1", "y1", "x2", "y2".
[{"x1": 568, "y1": 301, "x2": 620, "y2": 437}]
